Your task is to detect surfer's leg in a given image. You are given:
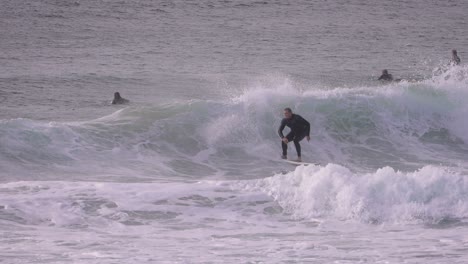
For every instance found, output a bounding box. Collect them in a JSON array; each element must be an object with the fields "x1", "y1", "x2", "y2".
[
  {"x1": 293, "y1": 133, "x2": 306, "y2": 158},
  {"x1": 293, "y1": 140, "x2": 301, "y2": 157},
  {"x1": 282, "y1": 132, "x2": 295, "y2": 158},
  {"x1": 281, "y1": 141, "x2": 287, "y2": 157}
]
